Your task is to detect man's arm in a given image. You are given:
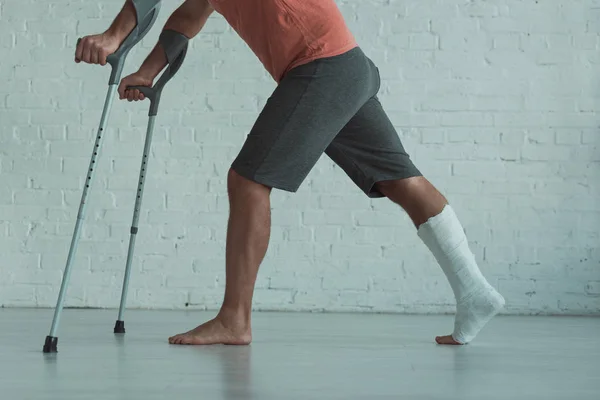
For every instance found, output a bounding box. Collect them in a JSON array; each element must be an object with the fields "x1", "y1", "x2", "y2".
[
  {"x1": 137, "y1": 0, "x2": 214, "y2": 82},
  {"x1": 165, "y1": 0, "x2": 215, "y2": 38},
  {"x1": 75, "y1": 0, "x2": 137, "y2": 64},
  {"x1": 75, "y1": 0, "x2": 213, "y2": 69},
  {"x1": 119, "y1": 0, "x2": 214, "y2": 101},
  {"x1": 105, "y1": 0, "x2": 138, "y2": 43}
]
